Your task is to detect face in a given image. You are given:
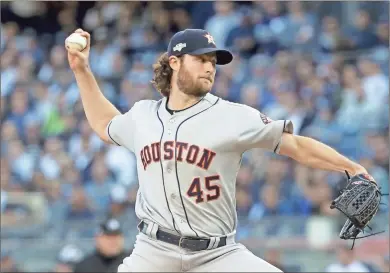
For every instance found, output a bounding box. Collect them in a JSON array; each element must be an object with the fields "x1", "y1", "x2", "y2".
[
  {"x1": 357, "y1": 59, "x2": 374, "y2": 76},
  {"x1": 91, "y1": 159, "x2": 108, "y2": 182},
  {"x1": 260, "y1": 184, "x2": 279, "y2": 209},
  {"x1": 240, "y1": 84, "x2": 260, "y2": 108},
  {"x1": 1, "y1": 120, "x2": 18, "y2": 141},
  {"x1": 25, "y1": 123, "x2": 40, "y2": 144},
  {"x1": 44, "y1": 137, "x2": 63, "y2": 155},
  {"x1": 235, "y1": 188, "x2": 252, "y2": 210},
  {"x1": 111, "y1": 203, "x2": 126, "y2": 216},
  {"x1": 96, "y1": 234, "x2": 124, "y2": 257},
  {"x1": 214, "y1": 1, "x2": 234, "y2": 15},
  {"x1": 0, "y1": 256, "x2": 15, "y2": 271},
  {"x1": 336, "y1": 247, "x2": 353, "y2": 265},
  {"x1": 236, "y1": 165, "x2": 254, "y2": 187},
  {"x1": 377, "y1": 23, "x2": 389, "y2": 41},
  {"x1": 261, "y1": 1, "x2": 280, "y2": 16},
  {"x1": 0, "y1": 159, "x2": 10, "y2": 190},
  {"x1": 296, "y1": 60, "x2": 313, "y2": 82},
  {"x1": 45, "y1": 181, "x2": 62, "y2": 200},
  {"x1": 287, "y1": 1, "x2": 303, "y2": 13},
  {"x1": 323, "y1": 16, "x2": 338, "y2": 32},
  {"x1": 342, "y1": 65, "x2": 358, "y2": 86},
  {"x1": 319, "y1": 108, "x2": 332, "y2": 122},
  {"x1": 11, "y1": 91, "x2": 28, "y2": 114},
  {"x1": 54, "y1": 263, "x2": 73, "y2": 273},
  {"x1": 174, "y1": 53, "x2": 216, "y2": 97},
  {"x1": 264, "y1": 249, "x2": 281, "y2": 265},
  {"x1": 32, "y1": 171, "x2": 46, "y2": 190},
  {"x1": 80, "y1": 119, "x2": 92, "y2": 137},
  {"x1": 70, "y1": 188, "x2": 88, "y2": 210},
  {"x1": 266, "y1": 159, "x2": 288, "y2": 180},
  {"x1": 355, "y1": 10, "x2": 370, "y2": 29},
  {"x1": 7, "y1": 140, "x2": 24, "y2": 160},
  {"x1": 51, "y1": 45, "x2": 66, "y2": 67},
  {"x1": 63, "y1": 166, "x2": 81, "y2": 184}
]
